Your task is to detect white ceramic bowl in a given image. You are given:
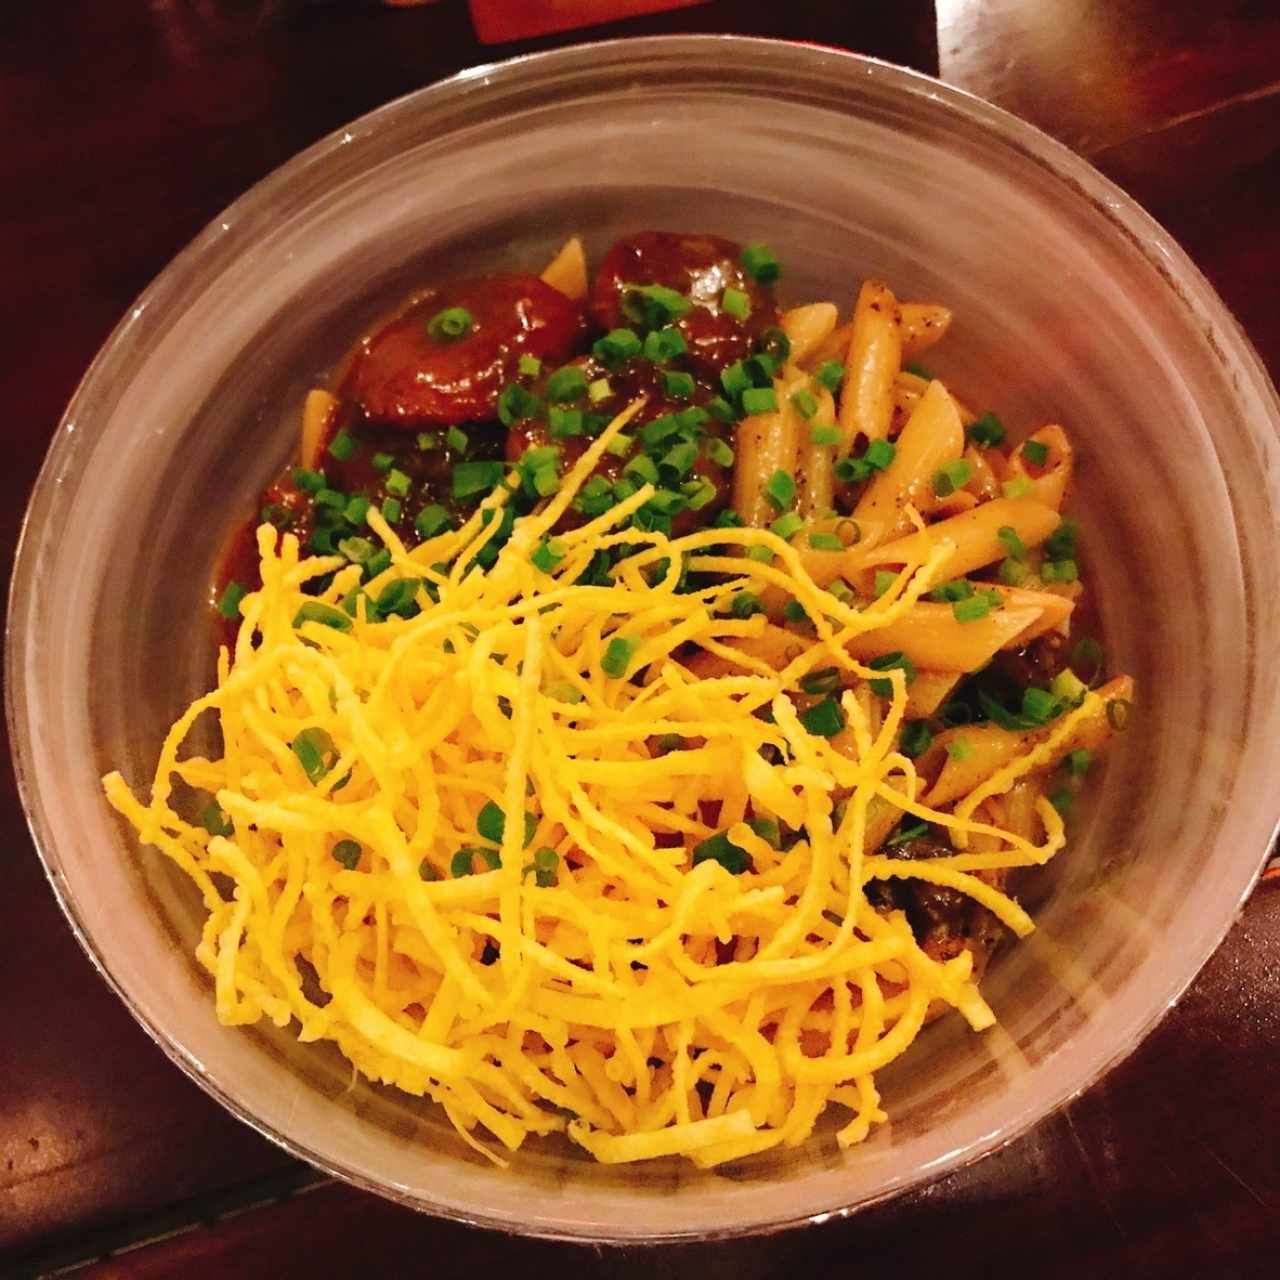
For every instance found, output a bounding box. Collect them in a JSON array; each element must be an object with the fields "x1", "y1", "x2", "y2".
[{"x1": 9, "y1": 36, "x2": 1280, "y2": 1241}]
